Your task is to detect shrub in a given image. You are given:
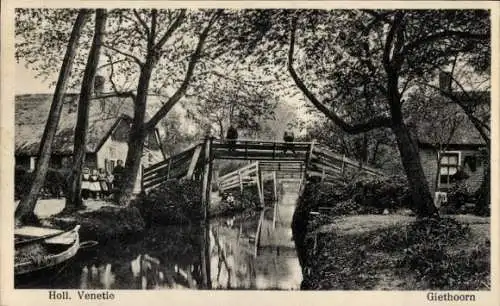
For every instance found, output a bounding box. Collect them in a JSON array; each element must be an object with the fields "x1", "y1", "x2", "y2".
[
  {"x1": 299, "y1": 175, "x2": 411, "y2": 217},
  {"x1": 393, "y1": 218, "x2": 489, "y2": 290},
  {"x1": 15, "y1": 166, "x2": 71, "y2": 200},
  {"x1": 349, "y1": 175, "x2": 411, "y2": 210},
  {"x1": 440, "y1": 182, "x2": 476, "y2": 215},
  {"x1": 211, "y1": 186, "x2": 261, "y2": 217},
  {"x1": 49, "y1": 206, "x2": 145, "y2": 244},
  {"x1": 137, "y1": 180, "x2": 202, "y2": 226},
  {"x1": 301, "y1": 216, "x2": 488, "y2": 290}
]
